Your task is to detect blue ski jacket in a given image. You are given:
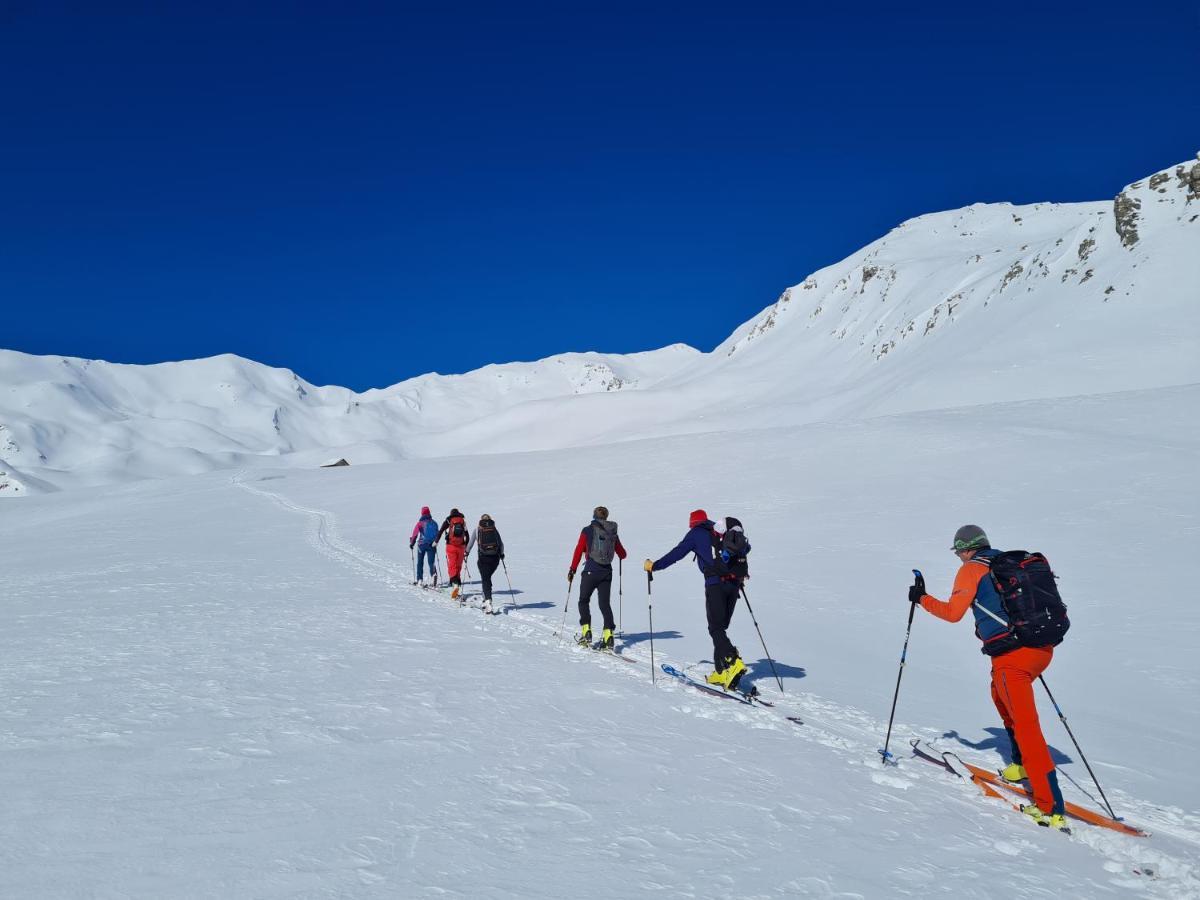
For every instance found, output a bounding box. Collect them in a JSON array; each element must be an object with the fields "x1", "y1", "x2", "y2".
[{"x1": 651, "y1": 521, "x2": 724, "y2": 586}]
